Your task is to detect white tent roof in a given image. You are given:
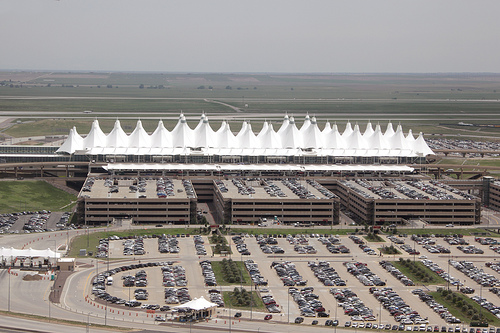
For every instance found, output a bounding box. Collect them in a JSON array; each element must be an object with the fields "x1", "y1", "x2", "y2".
[
  {"x1": 171, "y1": 114, "x2": 194, "y2": 148},
  {"x1": 56, "y1": 113, "x2": 434, "y2": 158},
  {"x1": 150, "y1": 120, "x2": 172, "y2": 148},
  {"x1": 0, "y1": 247, "x2": 61, "y2": 258},
  {"x1": 173, "y1": 296, "x2": 218, "y2": 311},
  {"x1": 129, "y1": 120, "x2": 151, "y2": 148},
  {"x1": 363, "y1": 122, "x2": 375, "y2": 138},
  {"x1": 302, "y1": 117, "x2": 323, "y2": 148},
  {"x1": 257, "y1": 123, "x2": 281, "y2": 149},
  {"x1": 236, "y1": 122, "x2": 258, "y2": 148},
  {"x1": 280, "y1": 117, "x2": 302, "y2": 148},
  {"x1": 277, "y1": 114, "x2": 290, "y2": 135},
  {"x1": 216, "y1": 121, "x2": 236, "y2": 148},
  {"x1": 83, "y1": 119, "x2": 107, "y2": 148},
  {"x1": 194, "y1": 117, "x2": 216, "y2": 148},
  {"x1": 342, "y1": 121, "x2": 353, "y2": 138},
  {"x1": 56, "y1": 127, "x2": 83, "y2": 153},
  {"x1": 107, "y1": 120, "x2": 129, "y2": 148}
]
